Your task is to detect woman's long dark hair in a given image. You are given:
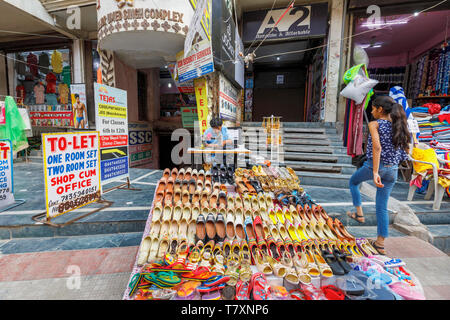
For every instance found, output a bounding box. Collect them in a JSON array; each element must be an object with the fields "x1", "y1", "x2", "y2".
[{"x1": 372, "y1": 96, "x2": 410, "y2": 151}]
